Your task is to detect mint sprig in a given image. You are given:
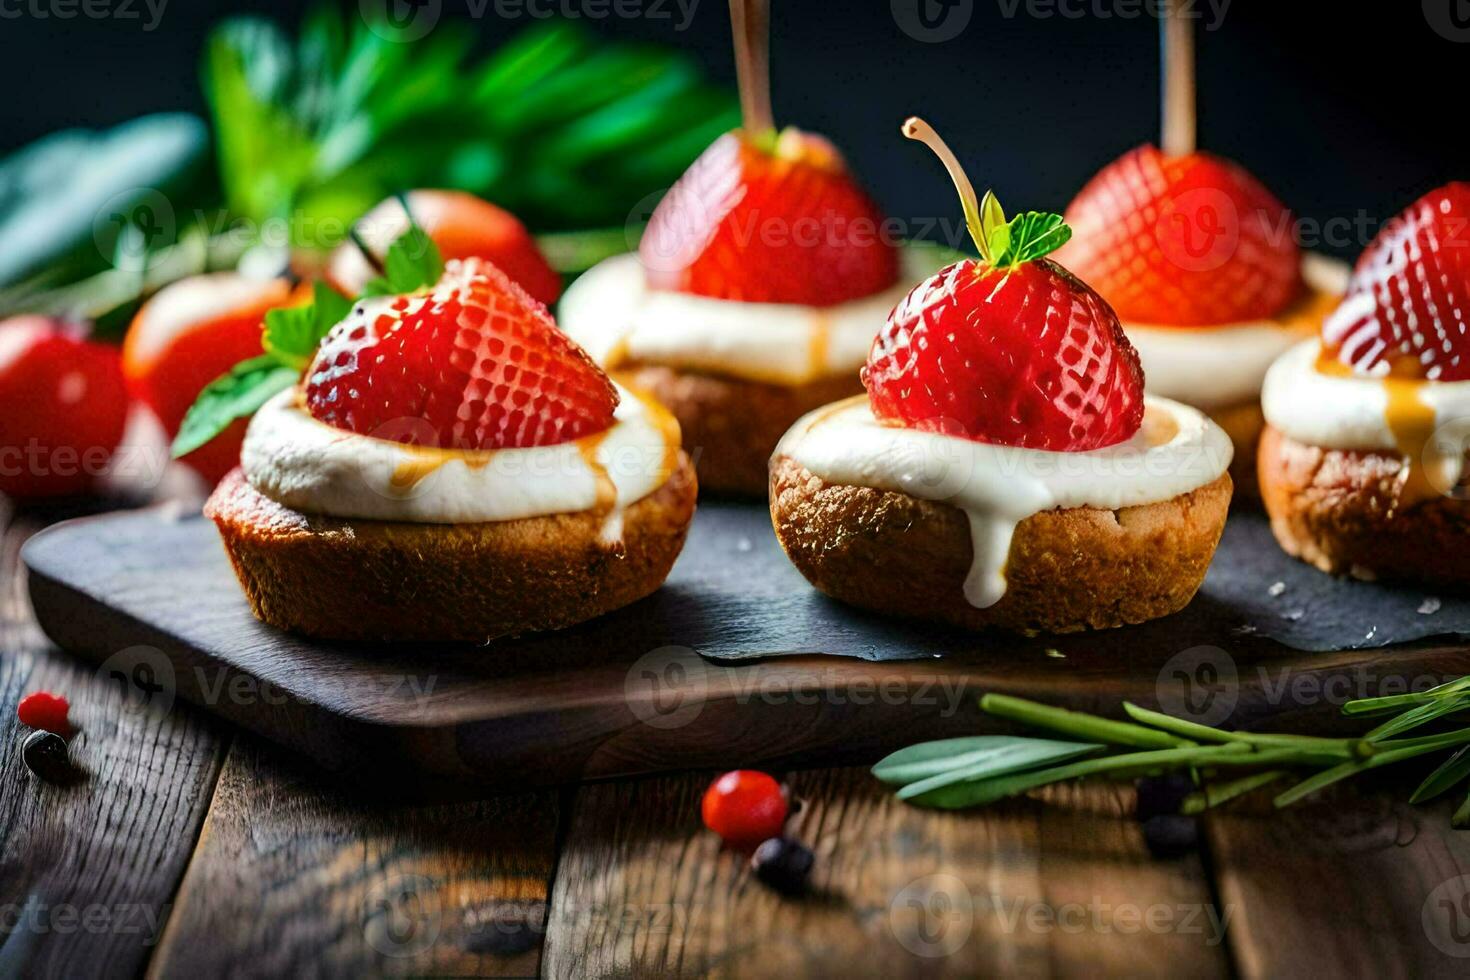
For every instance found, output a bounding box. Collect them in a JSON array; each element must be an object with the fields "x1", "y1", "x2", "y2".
[
  {"x1": 974, "y1": 191, "x2": 1071, "y2": 269},
  {"x1": 171, "y1": 215, "x2": 441, "y2": 460},
  {"x1": 262, "y1": 281, "x2": 352, "y2": 370},
  {"x1": 875, "y1": 677, "x2": 1470, "y2": 826},
  {"x1": 172, "y1": 356, "x2": 300, "y2": 458}
]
